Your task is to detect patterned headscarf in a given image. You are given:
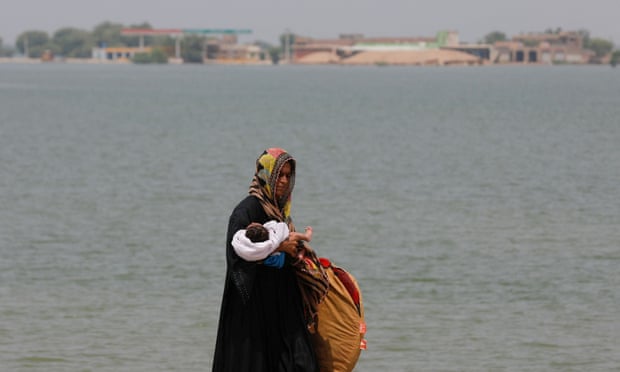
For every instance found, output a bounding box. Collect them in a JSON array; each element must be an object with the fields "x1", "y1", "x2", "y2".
[{"x1": 249, "y1": 148, "x2": 296, "y2": 223}]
